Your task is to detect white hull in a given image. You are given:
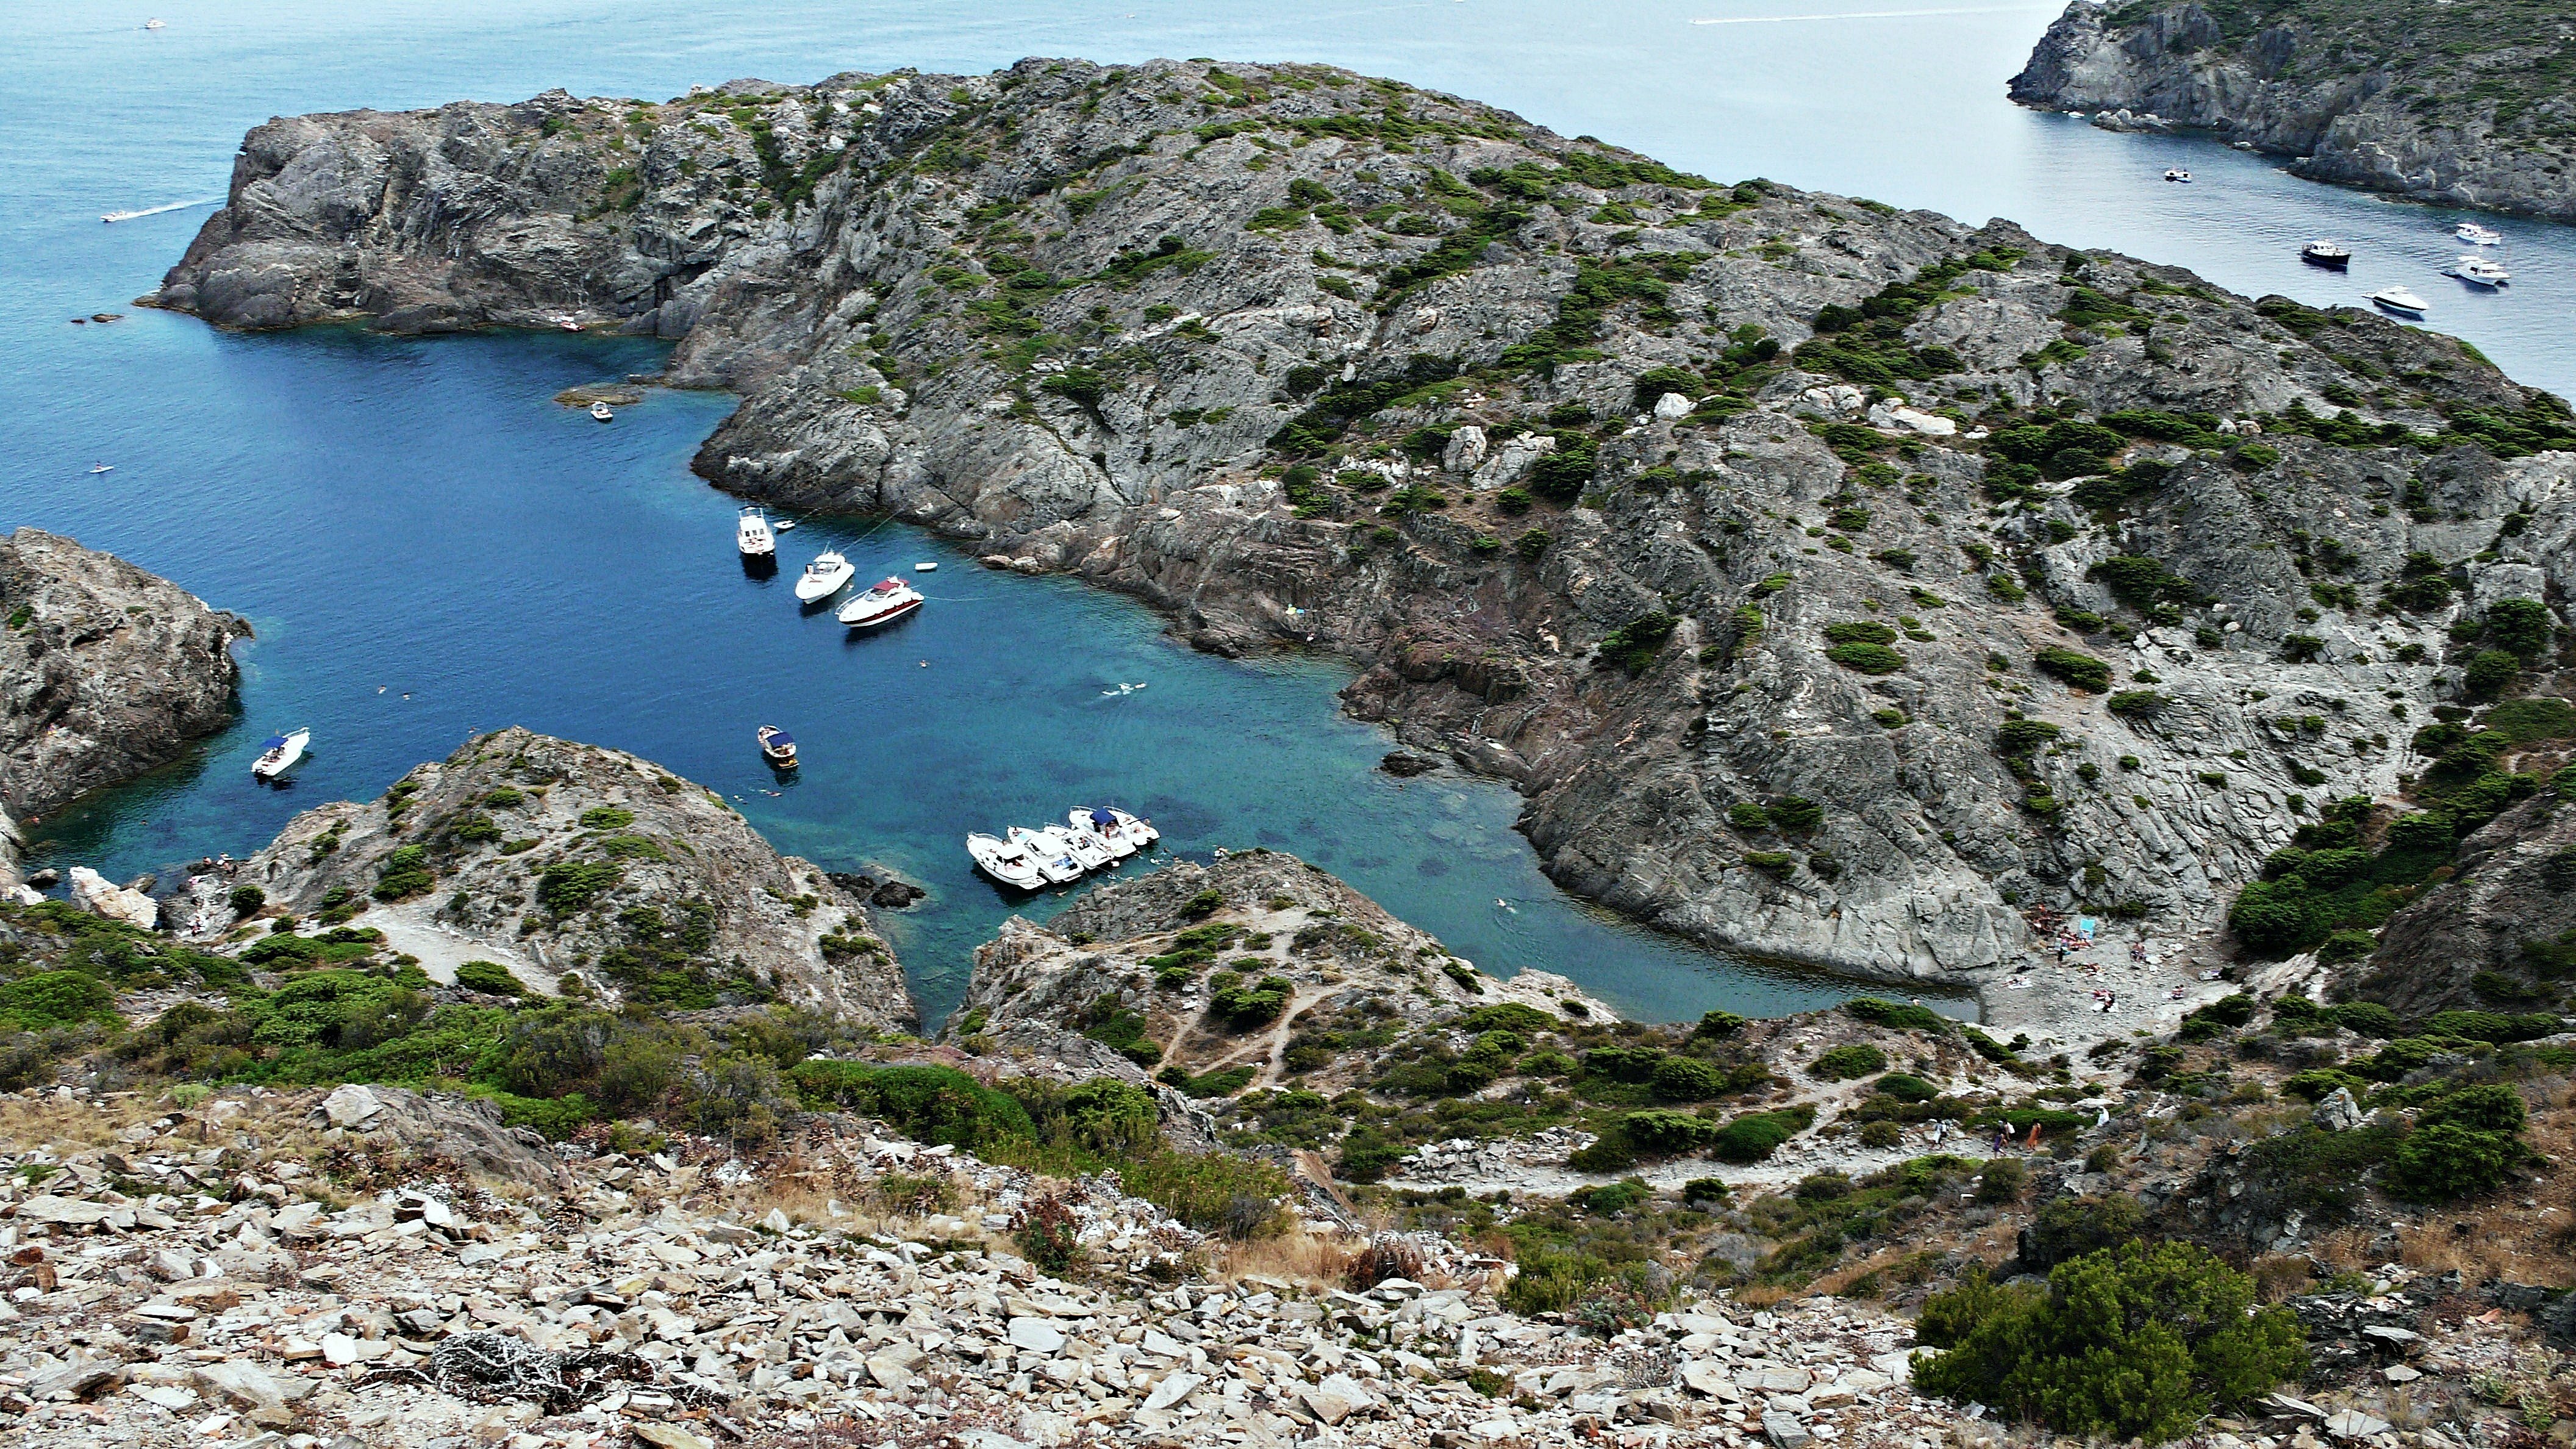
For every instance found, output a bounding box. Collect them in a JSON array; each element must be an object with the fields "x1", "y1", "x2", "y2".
[
  {"x1": 966, "y1": 833, "x2": 1045, "y2": 890},
  {"x1": 1104, "y1": 806, "x2": 1159, "y2": 850},
  {"x1": 1010, "y1": 826, "x2": 1085, "y2": 884},
  {"x1": 1068, "y1": 809, "x2": 1137, "y2": 859},
  {"x1": 2370, "y1": 288, "x2": 2428, "y2": 317},
  {"x1": 795, "y1": 553, "x2": 856, "y2": 603},
  {"x1": 252, "y1": 729, "x2": 310, "y2": 779},
  {"x1": 737, "y1": 507, "x2": 775, "y2": 557},
  {"x1": 837, "y1": 578, "x2": 924, "y2": 628},
  {"x1": 1060, "y1": 827, "x2": 1115, "y2": 871}
]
